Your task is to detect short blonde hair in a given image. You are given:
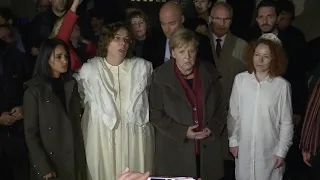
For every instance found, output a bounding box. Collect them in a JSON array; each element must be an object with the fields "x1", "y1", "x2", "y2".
[
  {"x1": 169, "y1": 28, "x2": 199, "y2": 51},
  {"x1": 49, "y1": 17, "x2": 64, "y2": 38}
]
